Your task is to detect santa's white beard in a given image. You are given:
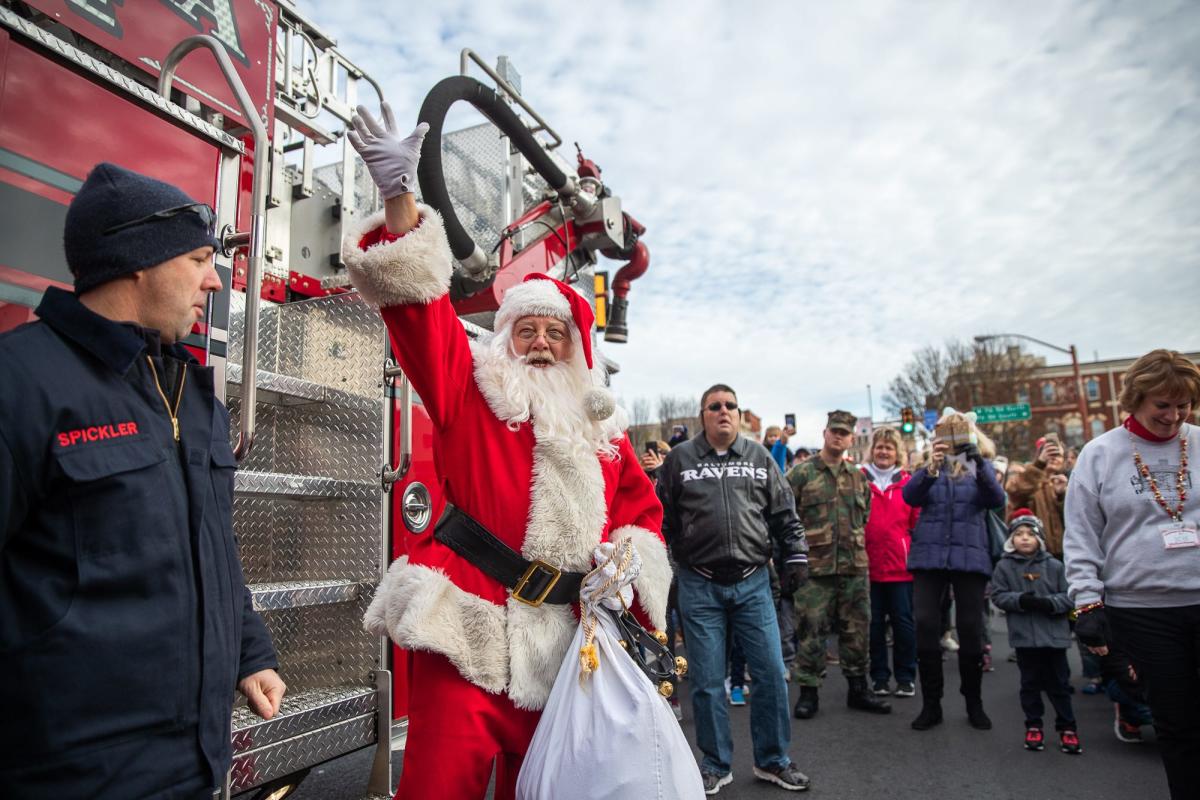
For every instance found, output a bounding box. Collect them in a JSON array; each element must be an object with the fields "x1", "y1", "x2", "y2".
[{"x1": 475, "y1": 337, "x2": 621, "y2": 459}]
